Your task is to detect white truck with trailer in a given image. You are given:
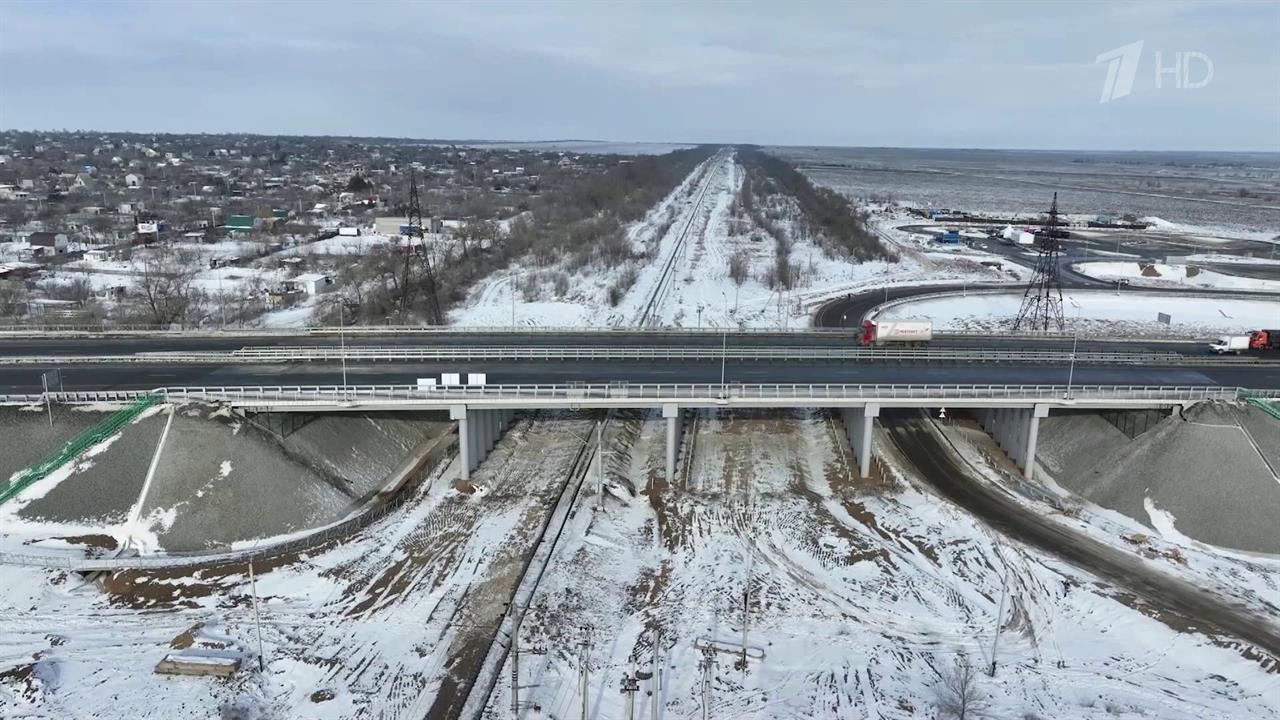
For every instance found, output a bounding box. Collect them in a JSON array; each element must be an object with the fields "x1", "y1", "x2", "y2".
[{"x1": 860, "y1": 319, "x2": 934, "y2": 346}]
